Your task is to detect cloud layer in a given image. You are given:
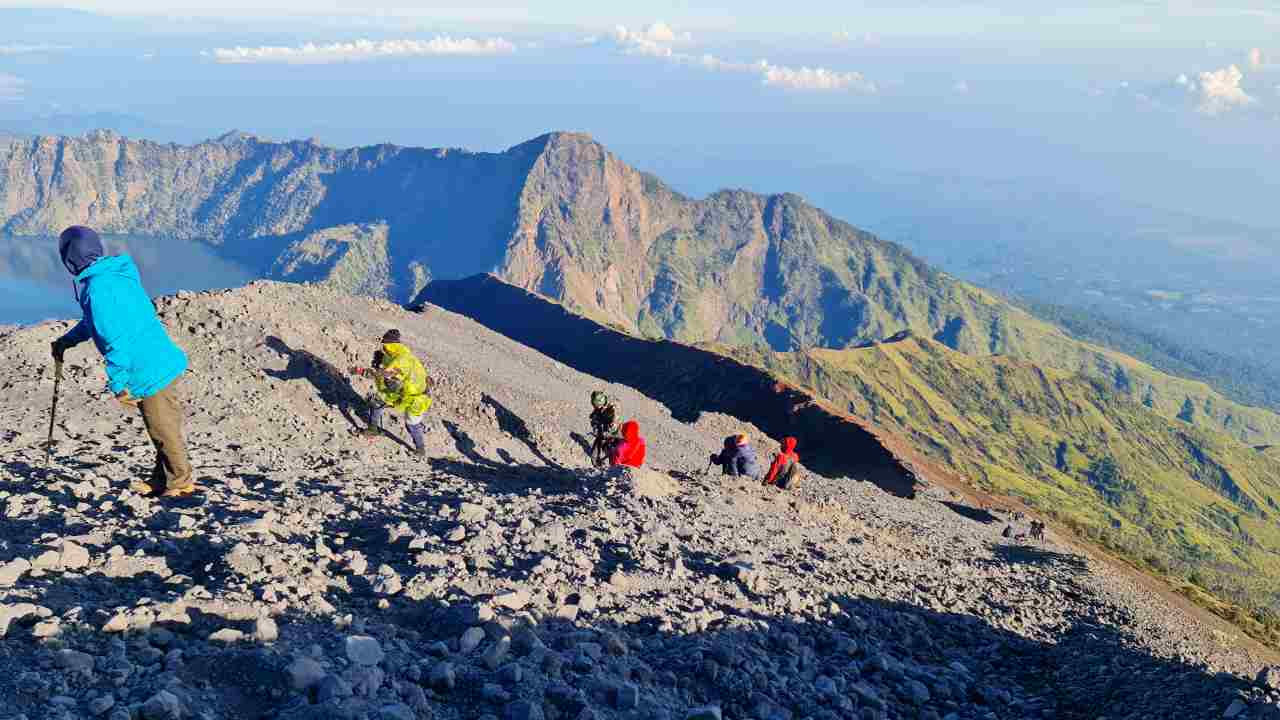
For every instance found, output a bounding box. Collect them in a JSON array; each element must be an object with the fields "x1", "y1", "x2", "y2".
[
  {"x1": 0, "y1": 44, "x2": 69, "y2": 56},
  {"x1": 208, "y1": 36, "x2": 516, "y2": 64},
  {"x1": 0, "y1": 73, "x2": 24, "y2": 102},
  {"x1": 1188, "y1": 65, "x2": 1256, "y2": 116},
  {"x1": 608, "y1": 22, "x2": 877, "y2": 94}
]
